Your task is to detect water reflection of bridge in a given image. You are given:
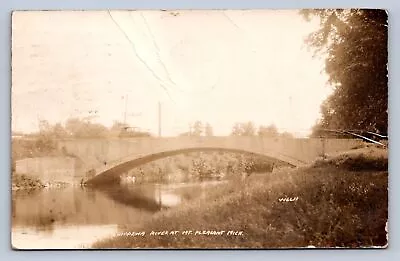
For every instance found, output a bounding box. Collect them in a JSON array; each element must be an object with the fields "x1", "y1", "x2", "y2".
[
  {"x1": 11, "y1": 183, "x2": 188, "y2": 231},
  {"x1": 98, "y1": 184, "x2": 182, "y2": 211},
  {"x1": 11, "y1": 182, "x2": 219, "y2": 249},
  {"x1": 12, "y1": 187, "x2": 156, "y2": 230}
]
